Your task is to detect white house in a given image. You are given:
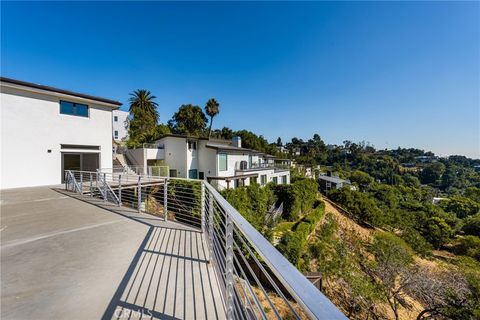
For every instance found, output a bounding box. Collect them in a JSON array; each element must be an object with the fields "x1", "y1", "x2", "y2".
[
  {"x1": 123, "y1": 134, "x2": 291, "y2": 190},
  {"x1": 112, "y1": 109, "x2": 129, "y2": 142},
  {"x1": 0, "y1": 77, "x2": 121, "y2": 189}
]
